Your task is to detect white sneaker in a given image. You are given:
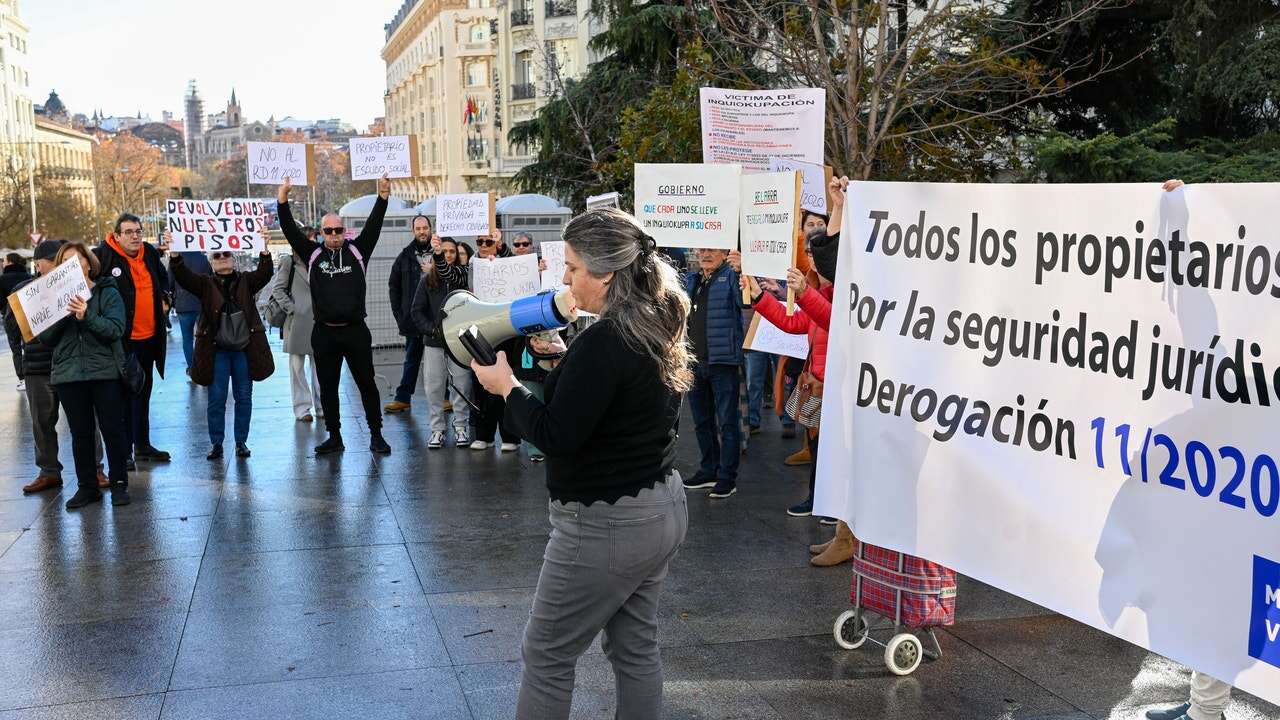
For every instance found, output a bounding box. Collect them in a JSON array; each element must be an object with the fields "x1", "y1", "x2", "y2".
[
  {"x1": 15, "y1": 380, "x2": 24, "y2": 391},
  {"x1": 500, "y1": 442, "x2": 519, "y2": 452},
  {"x1": 428, "y1": 431, "x2": 445, "y2": 449},
  {"x1": 454, "y1": 427, "x2": 470, "y2": 447},
  {"x1": 470, "y1": 440, "x2": 491, "y2": 451}
]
